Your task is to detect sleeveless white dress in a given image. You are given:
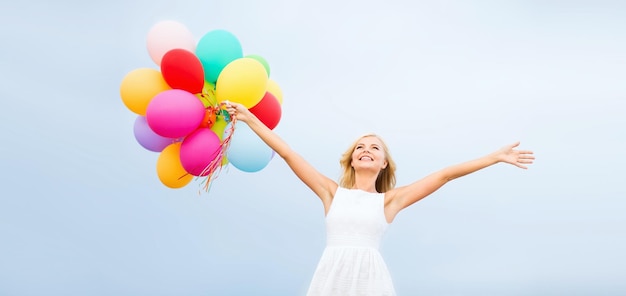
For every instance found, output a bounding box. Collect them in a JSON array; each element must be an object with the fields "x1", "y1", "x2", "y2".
[{"x1": 306, "y1": 187, "x2": 396, "y2": 296}]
